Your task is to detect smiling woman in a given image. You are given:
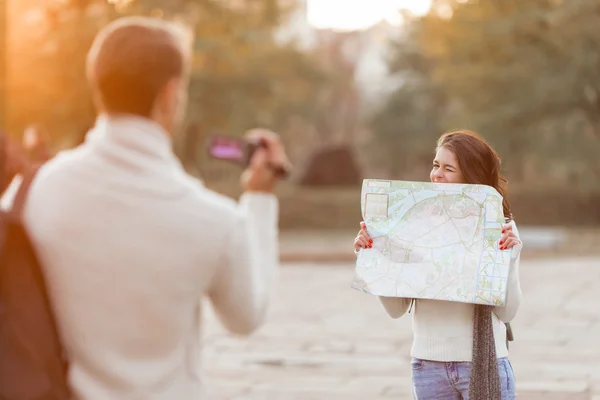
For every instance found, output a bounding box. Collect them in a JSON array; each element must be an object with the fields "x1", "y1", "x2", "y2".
[
  {"x1": 353, "y1": 130, "x2": 522, "y2": 400},
  {"x1": 307, "y1": 0, "x2": 432, "y2": 30}
]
